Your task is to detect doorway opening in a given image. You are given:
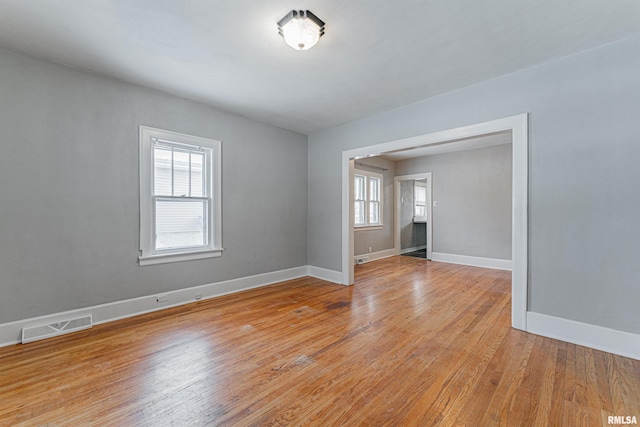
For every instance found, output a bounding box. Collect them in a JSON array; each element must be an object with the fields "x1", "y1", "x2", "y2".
[
  {"x1": 395, "y1": 173, "x2": 432, "y2": 260},
  {"x1": 341, "y1": 114, "x2": 528, "y2": 330}
]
